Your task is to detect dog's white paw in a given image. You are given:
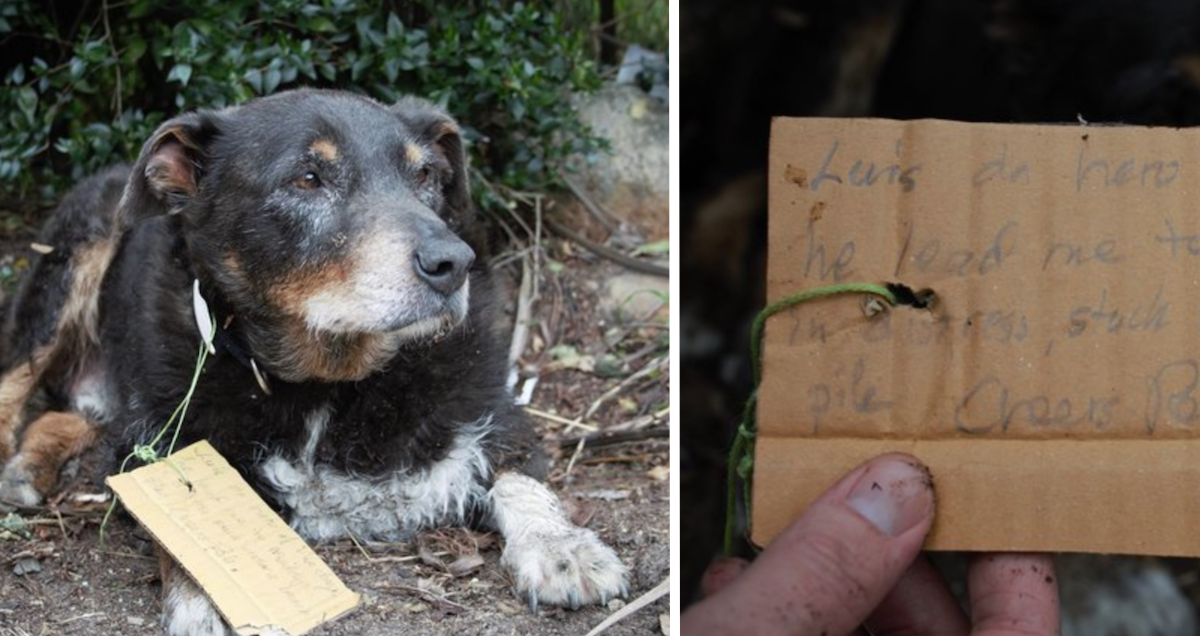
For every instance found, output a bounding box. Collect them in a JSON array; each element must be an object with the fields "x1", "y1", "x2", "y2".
[
  {"x1": 502, "y1": 525, "x2": 629, "y2": 611},
  {"x1": 163, "y1": 574, "x2": 233, "y2": 636},
  {"x1": 0, "y1": 458, "x2": 43, "y2": 509}
]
